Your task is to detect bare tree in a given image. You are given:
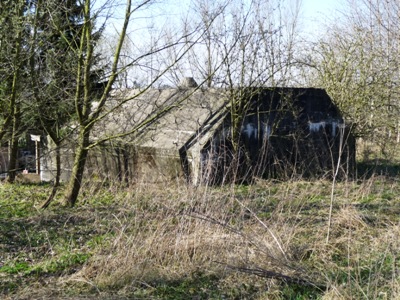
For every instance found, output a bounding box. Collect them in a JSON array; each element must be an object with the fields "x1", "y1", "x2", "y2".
[
  {"x1": 61, "y1": 0, "x2": 133, "y2": 206},
  {"x1": 196, "y1": 0, "x2": 301, "y2": 155},
  {"x1": 62, "y1": 0, "x2": 228, "y2": 206},
  {"x1": 309, "y1": 0, "x2": 400, "y2": 151},
  {"x1": 155, "y1": 0, "x2": 303, "y2": 183}
]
